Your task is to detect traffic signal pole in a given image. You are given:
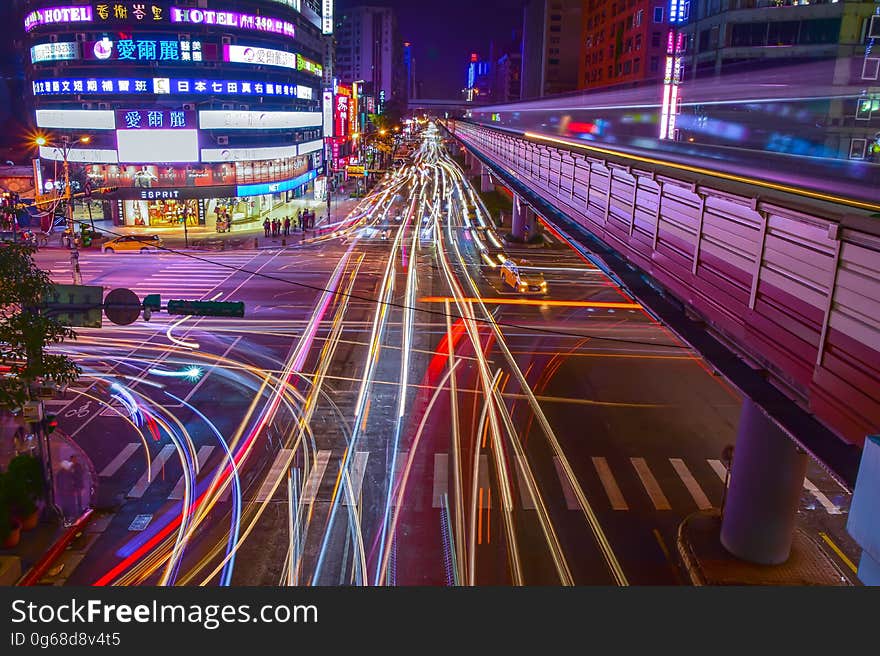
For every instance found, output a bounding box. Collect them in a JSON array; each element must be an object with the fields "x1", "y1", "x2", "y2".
[{"x1": 62, "y1": 138, "x2": 82, "y2": 285}]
